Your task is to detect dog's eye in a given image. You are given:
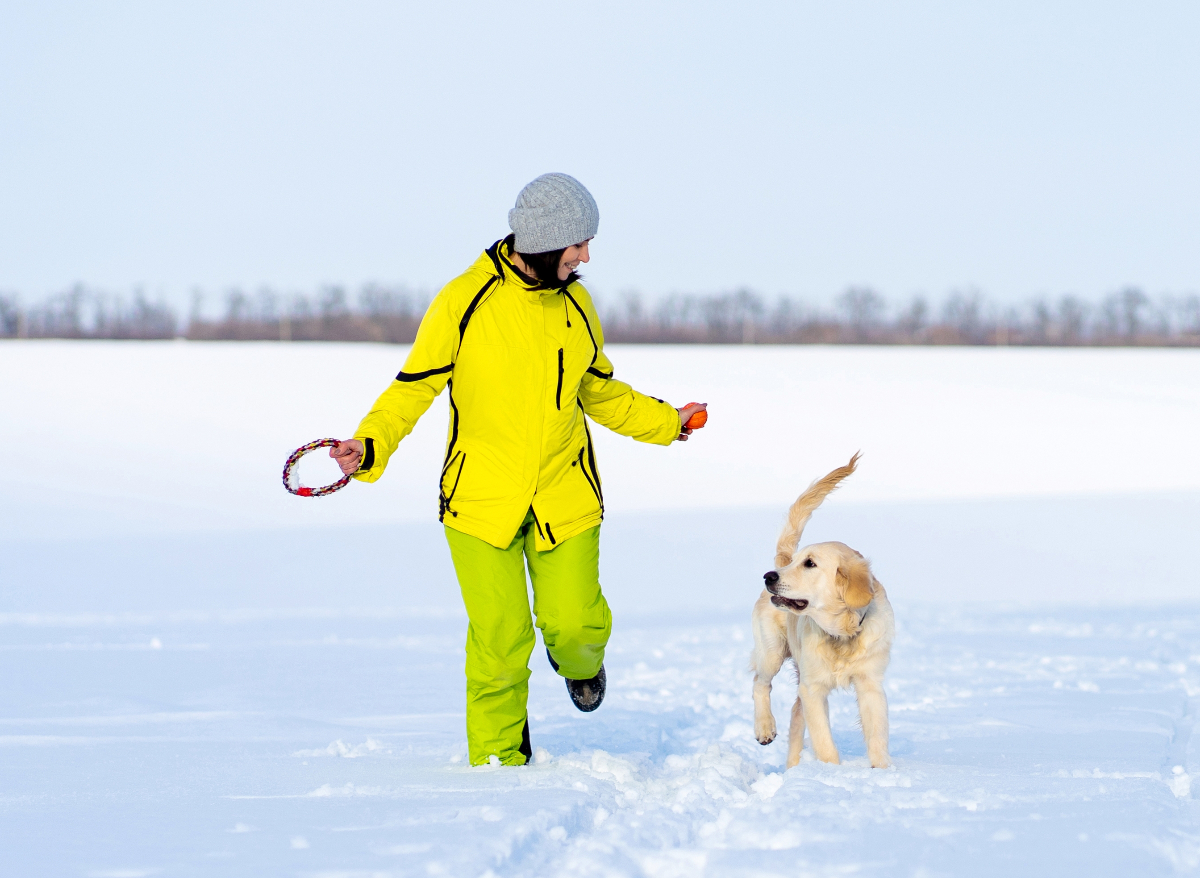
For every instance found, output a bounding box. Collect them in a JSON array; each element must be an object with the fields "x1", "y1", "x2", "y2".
[{"x1": 803, "y1": 558, "x2": 816, "y2": 568}]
